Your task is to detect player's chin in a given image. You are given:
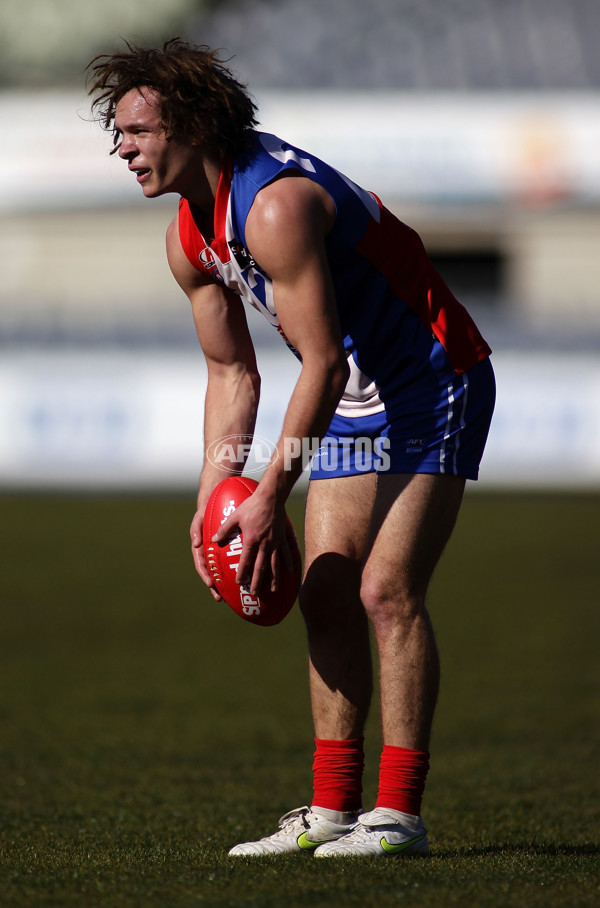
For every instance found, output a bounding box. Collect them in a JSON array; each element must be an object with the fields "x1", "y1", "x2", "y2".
[
  {"x1": 141, "y1": 184, "x2": 163, "y2": 199},
  {"x1": 139, "y1": 176, "x2": 169, "y2": 198}
]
